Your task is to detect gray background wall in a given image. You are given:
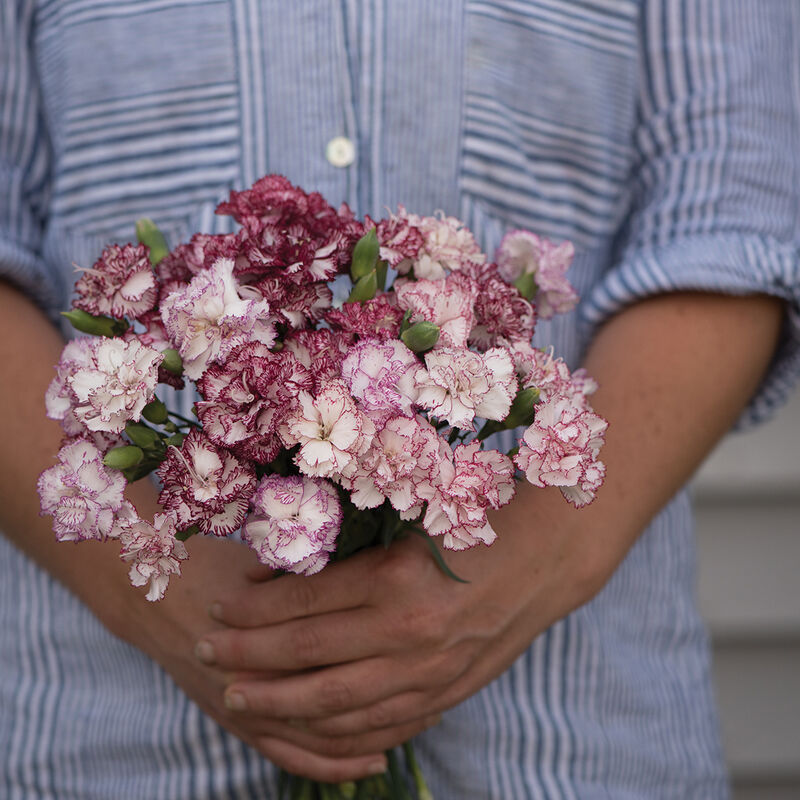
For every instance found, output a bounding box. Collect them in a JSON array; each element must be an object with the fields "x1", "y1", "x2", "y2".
[{"x1": 693, "y1": 389, "x2": 800, "y2": 799}]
